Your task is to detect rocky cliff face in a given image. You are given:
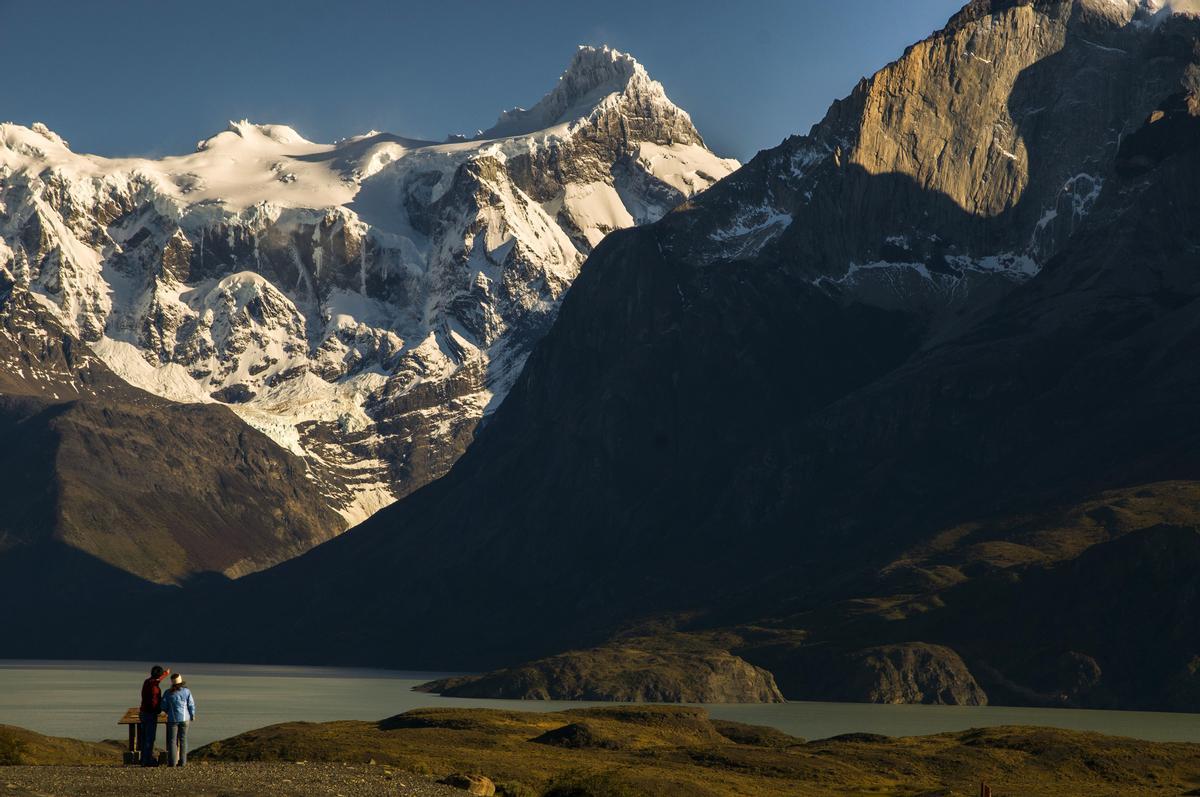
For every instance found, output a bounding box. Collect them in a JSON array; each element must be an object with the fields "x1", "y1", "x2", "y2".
[
  {"x1": 151, "y1": 1, "x2": 1200, "y2": 712},
  {"x1": 665, "y1": 0, "x2": 1189, "y2": 314},
  {"x1": 750, "y1": 642, "x2": 989, "y2": 706},
  {"x1": 0, "y1": 46, "x2": 737, "y2": 529}
]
